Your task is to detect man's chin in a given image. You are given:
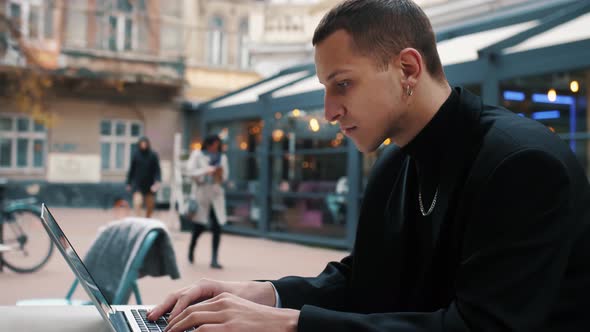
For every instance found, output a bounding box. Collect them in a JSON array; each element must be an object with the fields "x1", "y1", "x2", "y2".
[{"x1": 353, "y1": 140, "x2": 381, "y2": 153}]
